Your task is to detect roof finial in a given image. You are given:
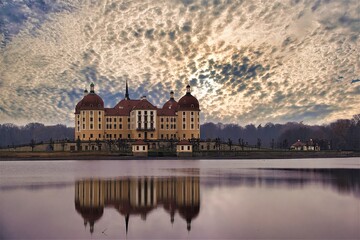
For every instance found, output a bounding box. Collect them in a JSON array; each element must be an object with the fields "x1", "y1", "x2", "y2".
[
  {"x1": 186, "y1": 84, "x2": 191, "y2": 95},
  {"x1": 170, "y1": 90, "x2": 174, "y2": 99},
  {"x1": 90, "y1": 83, "x2": 95, "y2": 93},
  {"x1": 125, "y1": 80, "x2": 130, "y2": 100}
]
